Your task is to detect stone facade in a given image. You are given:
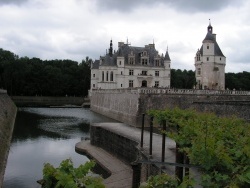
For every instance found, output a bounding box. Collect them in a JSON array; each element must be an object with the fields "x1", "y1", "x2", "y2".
[
  {"x1": 195, "y1": 21, "x2": 226, "y2": 90},
  {"x1": 90, "y1": 40, "x2": 171, "y2": 92}
]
